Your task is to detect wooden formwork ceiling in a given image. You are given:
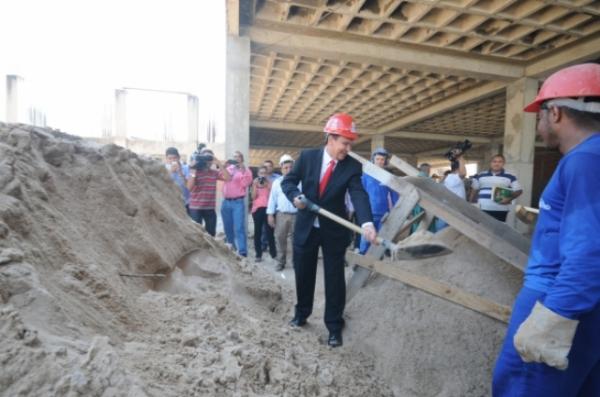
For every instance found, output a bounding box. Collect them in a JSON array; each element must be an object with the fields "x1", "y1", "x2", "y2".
[{"x1": 232, "y1": 0, "x2": 600, "y2": 160}]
